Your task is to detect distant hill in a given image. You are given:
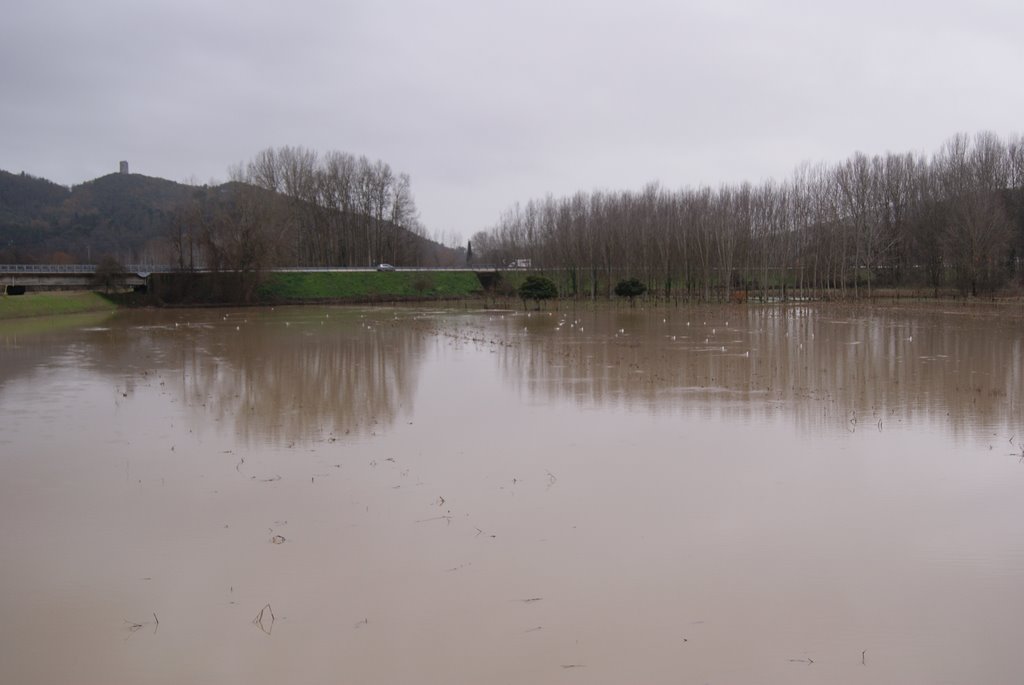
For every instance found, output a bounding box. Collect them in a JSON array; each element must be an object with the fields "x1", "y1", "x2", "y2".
[
  {"x1": 0, "y1": 171, "x2": 71, "y2": 224},
  {"x1": 0, "y1": 170, "x2": 202, "y2": 262},
  {"x1": 0, "y1": 169, "x2": 460, "y2": 266}
]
